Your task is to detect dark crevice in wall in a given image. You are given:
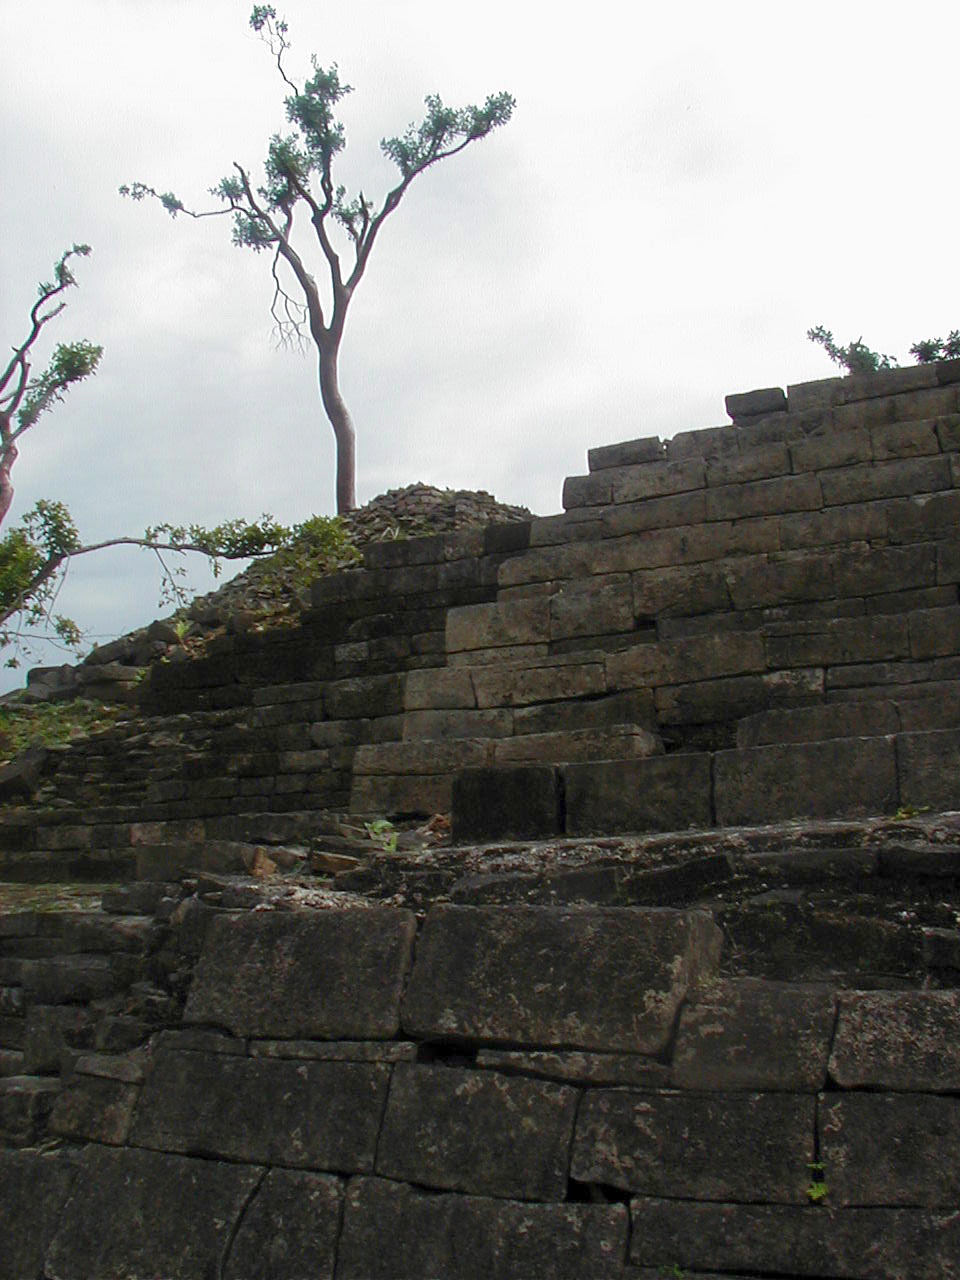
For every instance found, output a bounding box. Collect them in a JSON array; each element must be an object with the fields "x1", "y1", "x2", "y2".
[
  {"x1": 415, "y1": 1041, "x2": 479, "y2": 1067},
  {"x1": 565, "y1": 1177, "x2": 629, "y2": 1205},
  {"x1": 216, "y1": 1165, "x2": 267, "y2": 1280}
]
